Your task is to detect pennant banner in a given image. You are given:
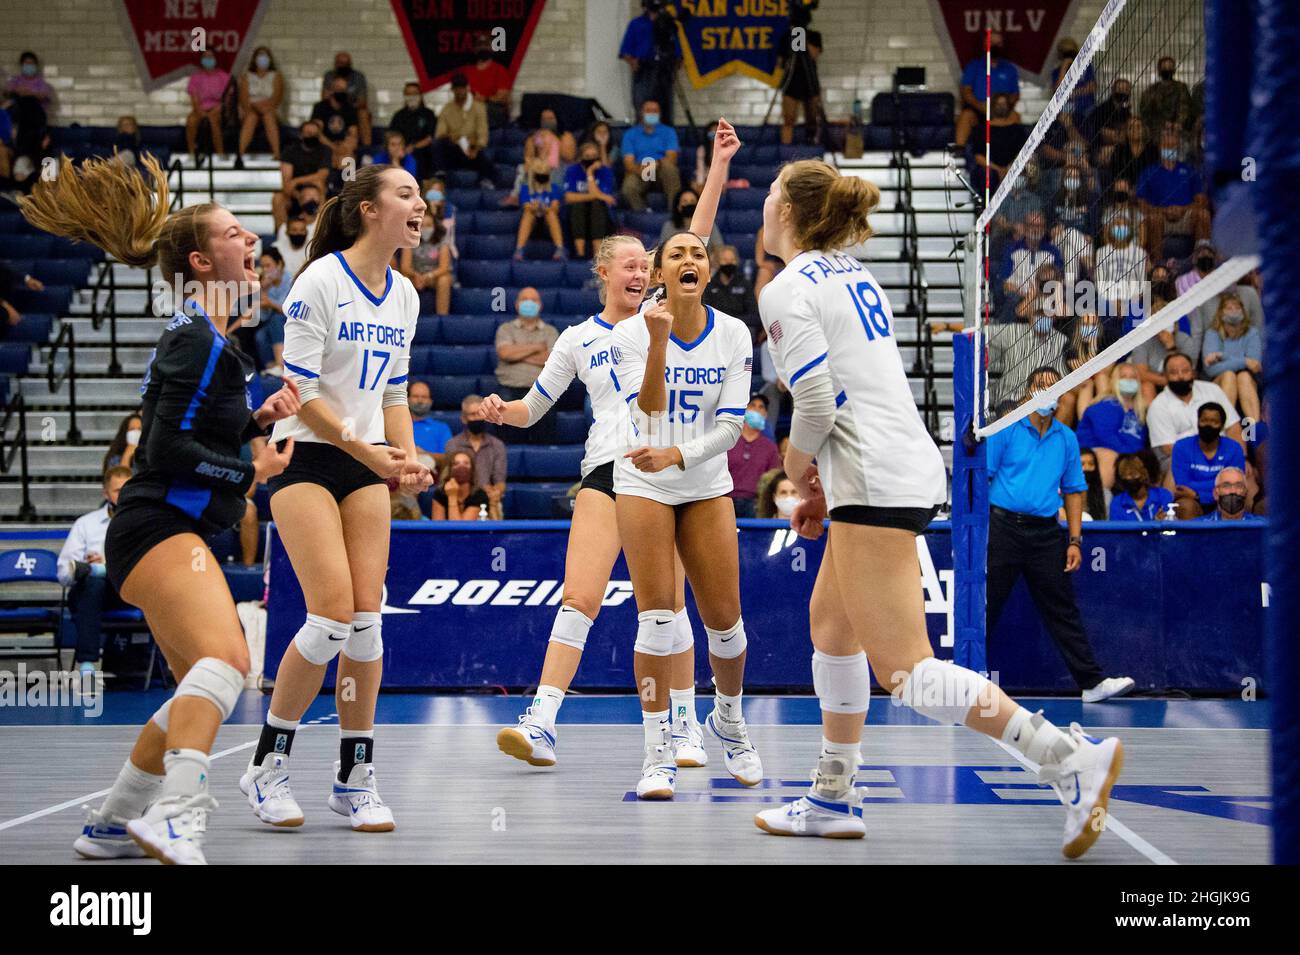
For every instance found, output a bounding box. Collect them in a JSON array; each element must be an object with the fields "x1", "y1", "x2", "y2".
[
  {"x1": 673, "y1": 0, "x2": 791, "y2": 89},
  {"x1": 390, "y1": 0, "x2": 548, "y2": 92},
  {"x1": 115, "y1": 0, "x2": 271, "y2": 93},
  {"x1": 929, "y1": 0, "x2": 1083, "y2": 83}
]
